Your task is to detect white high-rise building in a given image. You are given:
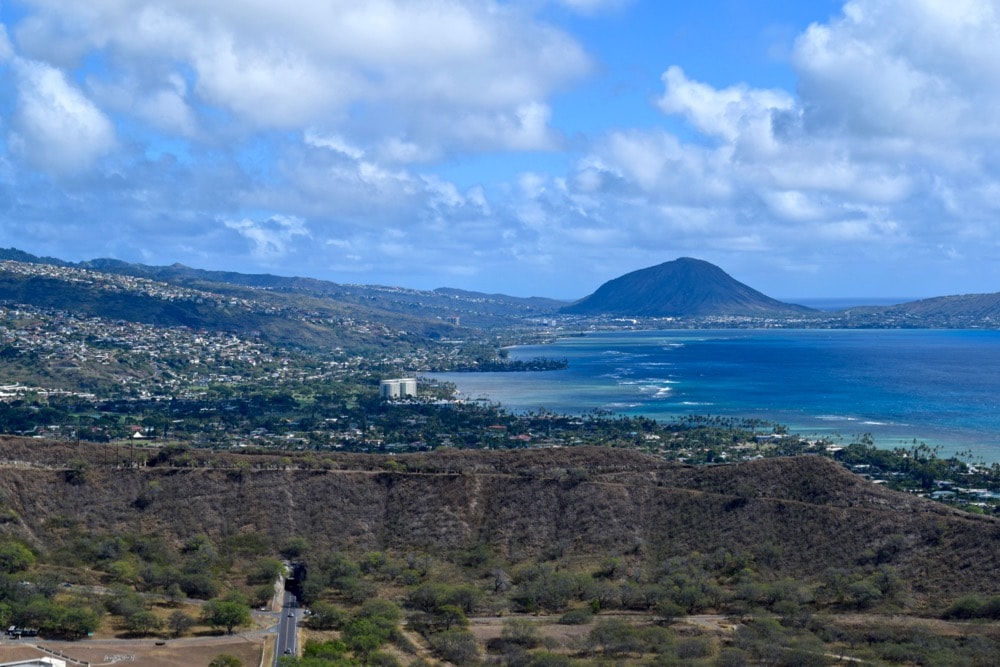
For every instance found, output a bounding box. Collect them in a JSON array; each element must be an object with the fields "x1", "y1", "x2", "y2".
[
  {"x1": 380, "y1": 378, "x2": 417, "y2": 399},
  {"x1": 380, "y1": 380, "x2": 400, "y2": 399}
]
